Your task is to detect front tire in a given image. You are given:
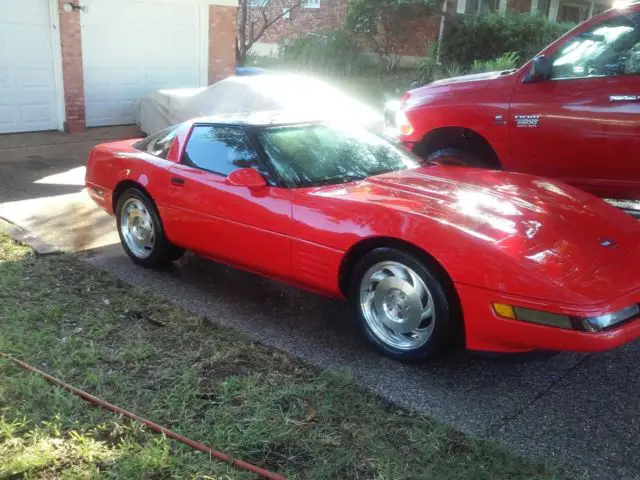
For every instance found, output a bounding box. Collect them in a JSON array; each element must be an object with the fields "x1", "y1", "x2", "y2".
[
  {"x1": 349, "y1": 248, "x2": 459, "y2": 361},
  {"x1": 116, "y1": 188, "x2": 184, "y2": 268},
  {"x1": 425, "y1": 147, "x2": 493, "y2": 169}
]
